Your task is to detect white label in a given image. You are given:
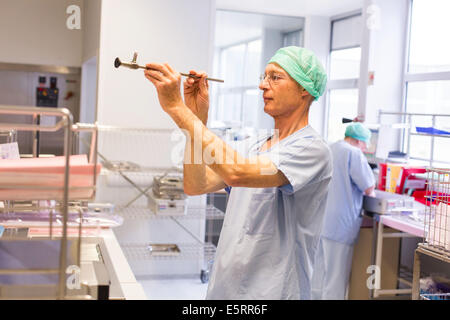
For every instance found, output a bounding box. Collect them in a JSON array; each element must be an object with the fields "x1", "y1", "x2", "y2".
[{"x1": 0, "y1": 142, "x2": 20, "y2": 160}]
